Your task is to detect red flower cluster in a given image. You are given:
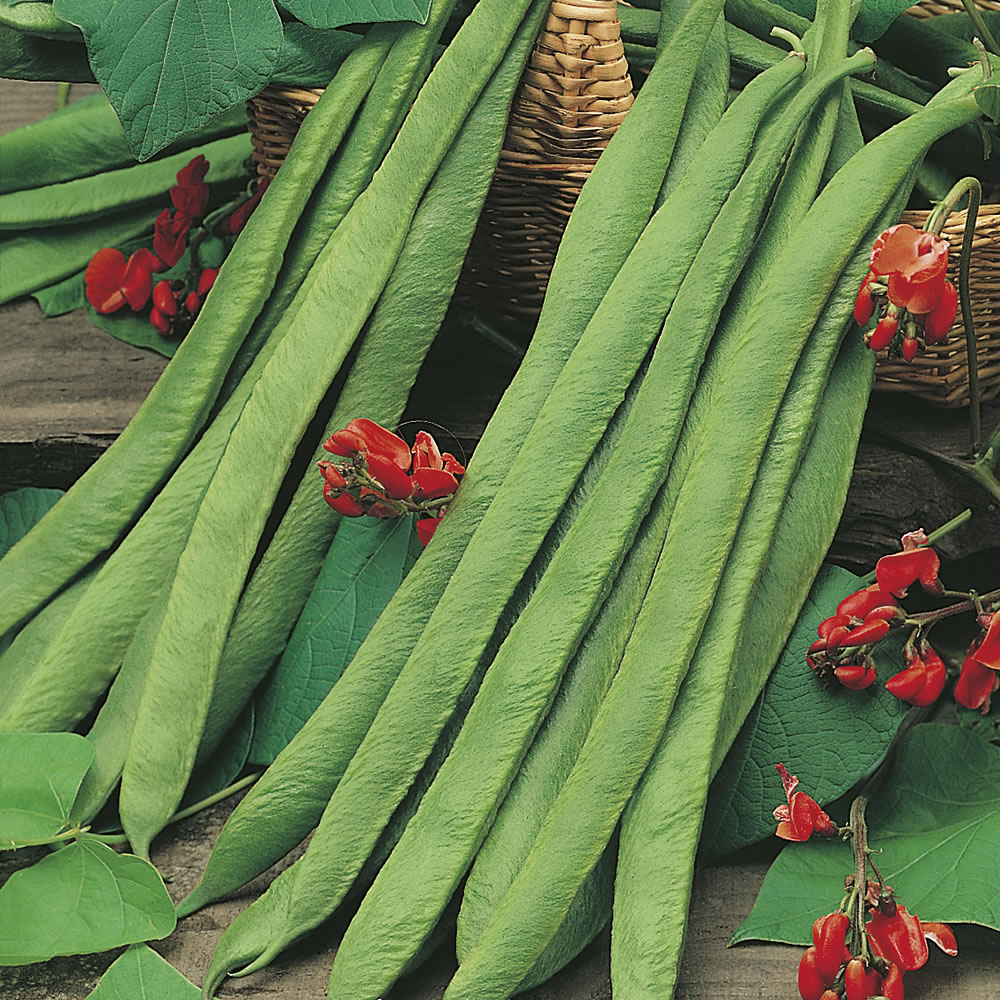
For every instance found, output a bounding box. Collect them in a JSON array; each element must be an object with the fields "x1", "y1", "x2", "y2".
[
  {"x1": 82, "y1": 157, "x2": 269, "y2": 341},
  {"x1": 318, "y1": 419, "x2": 465, "y2": 546},
  {"x1": 809, "y1": 530, "x2": 1000, "y2": 713},
  {"x1": 807, "y1": 584, "x2": 901, "y2": 692},
  {"x1": 773, "y1": 764, "x2": 838, "y2": 842},
  {"x1": 854, "y1": 224, "x2": 958, "y2": 361},
  {"x1": 798, "y1": 903, "x2": 957, "y2": 999}
]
